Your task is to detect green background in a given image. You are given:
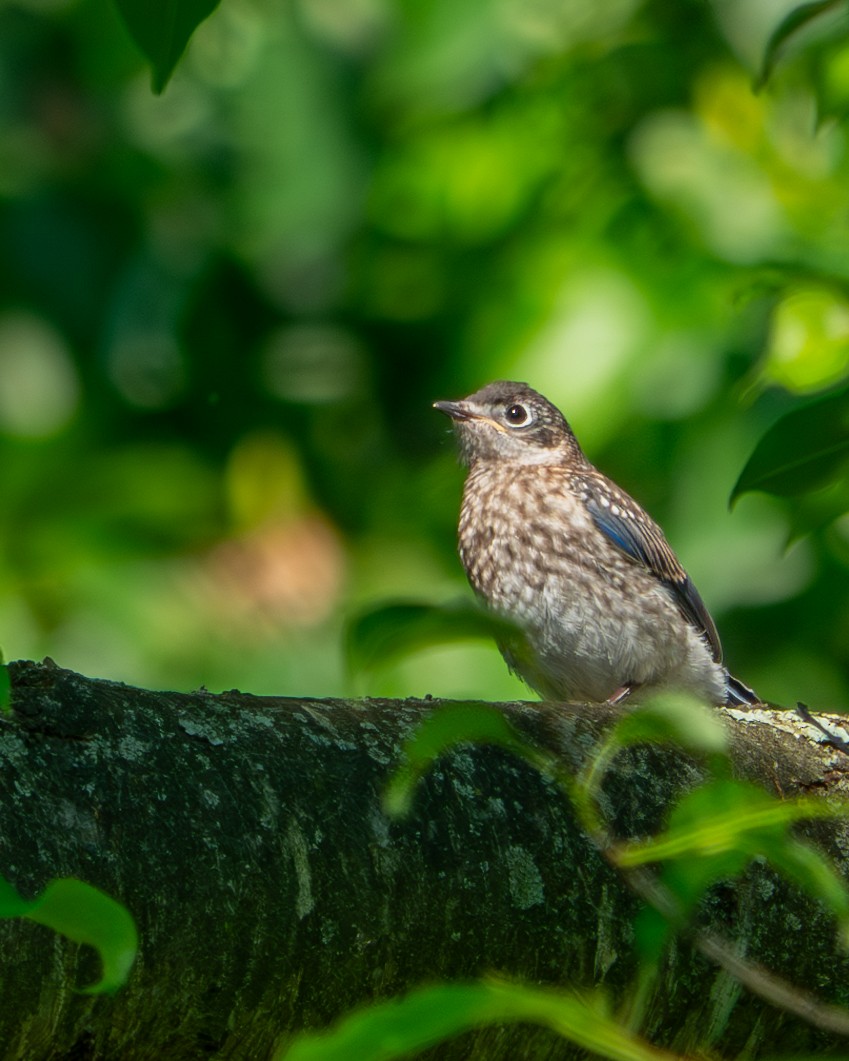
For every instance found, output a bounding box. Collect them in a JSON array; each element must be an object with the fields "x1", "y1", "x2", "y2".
[{"x1": 1, "y1": 0, "x2": 849, "y2": 708}]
